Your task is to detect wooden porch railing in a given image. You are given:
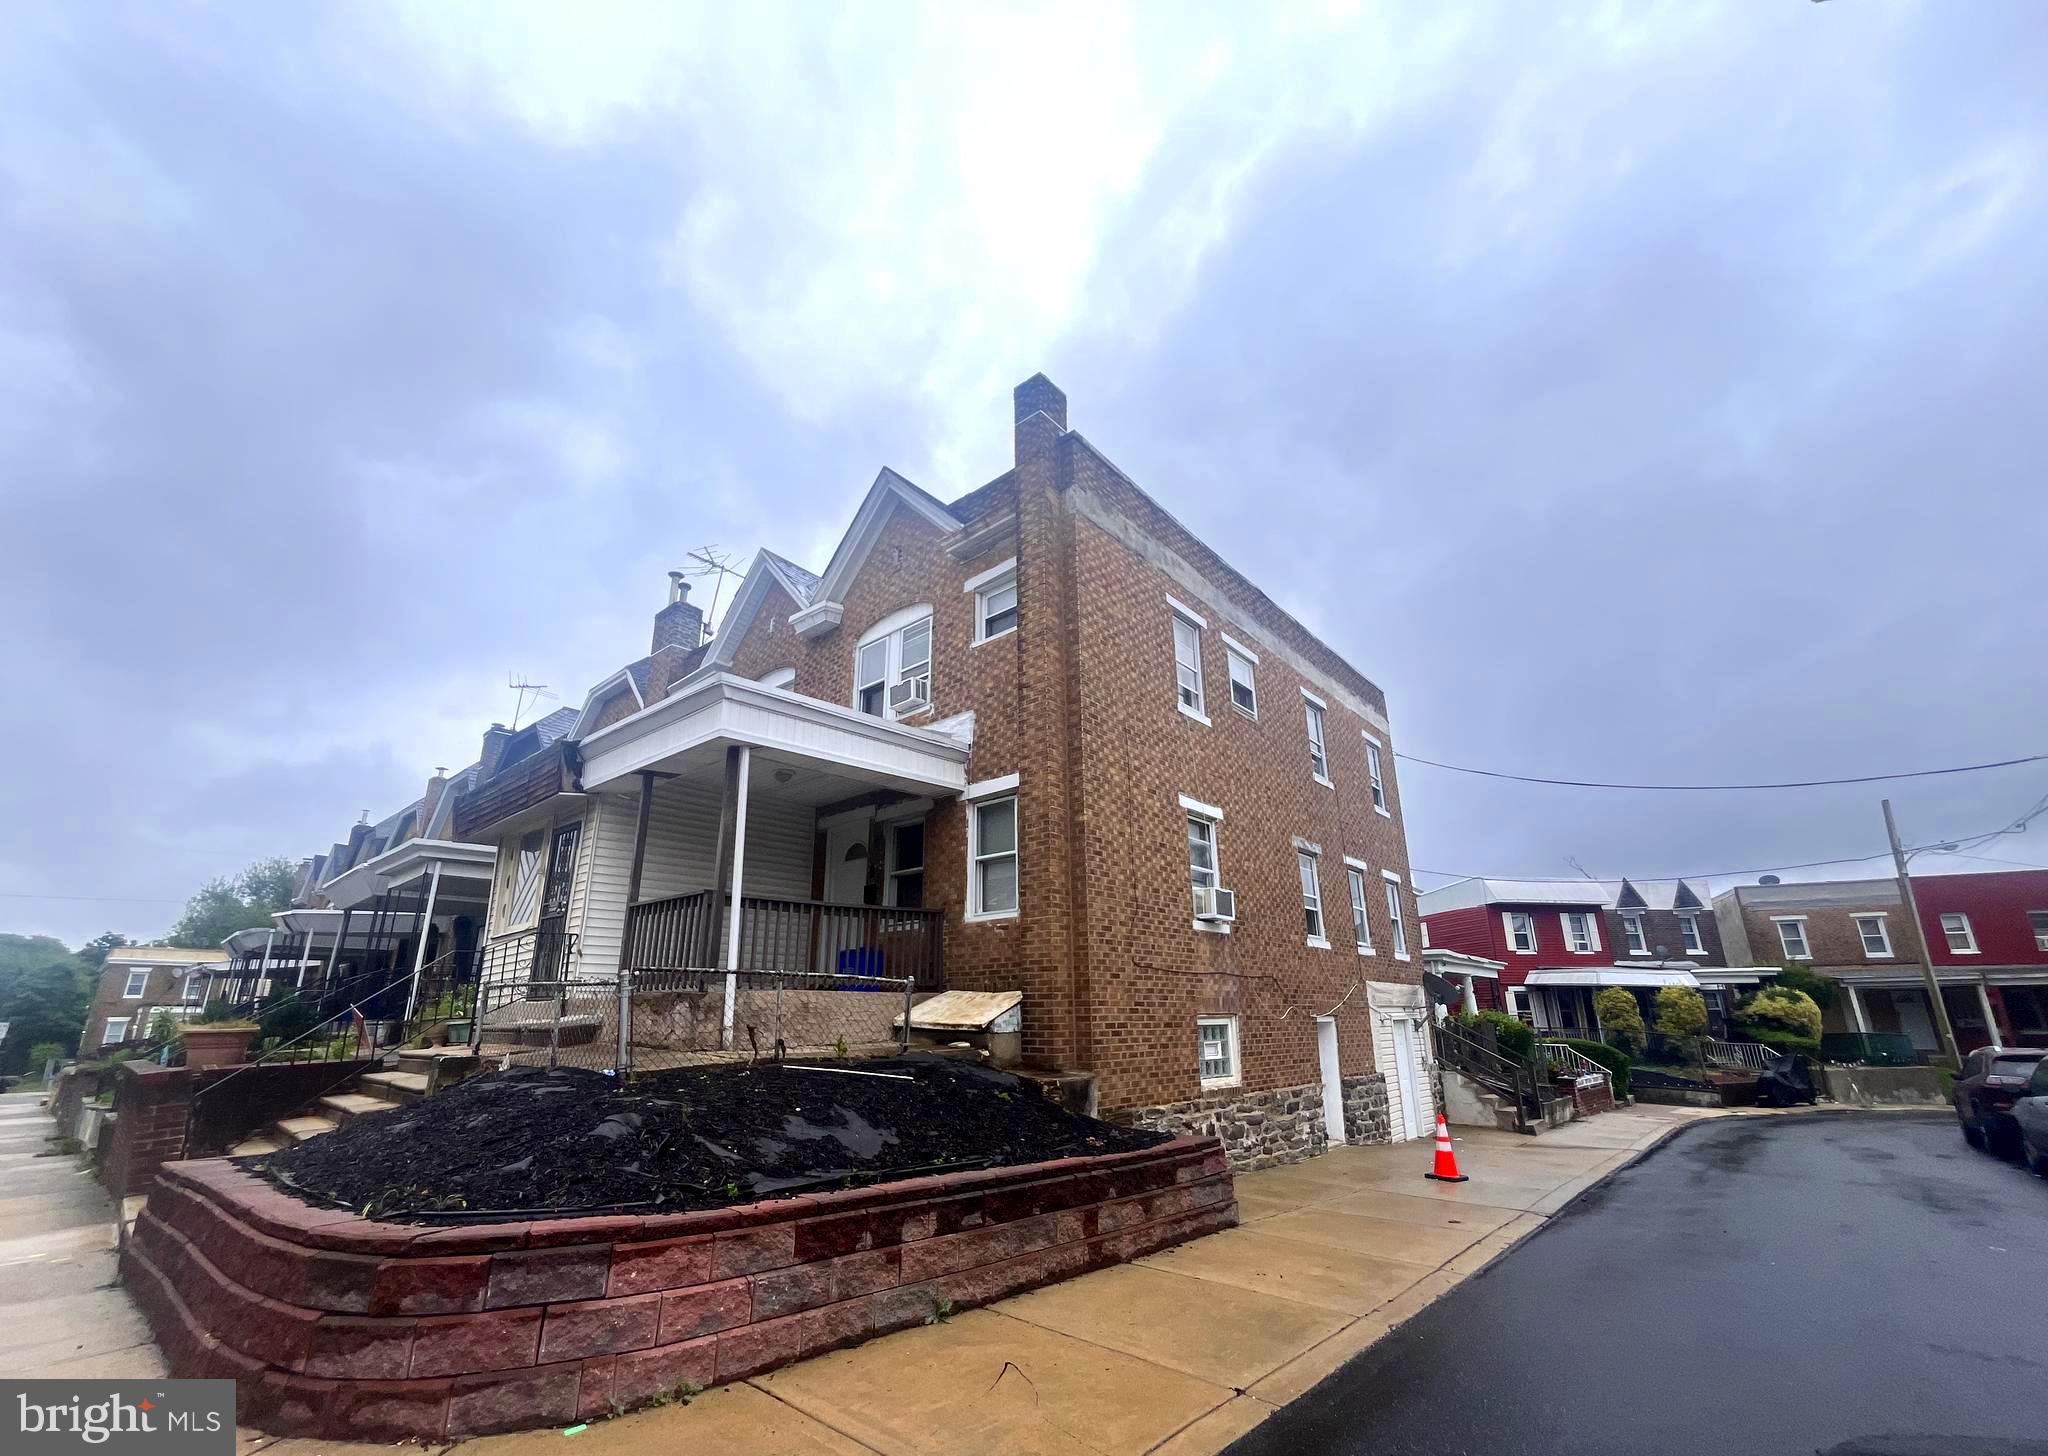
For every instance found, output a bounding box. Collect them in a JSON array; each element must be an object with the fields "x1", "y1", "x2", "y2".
[{"x1": 623, "y1": 890, "x2": 944, "y2": 991}]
